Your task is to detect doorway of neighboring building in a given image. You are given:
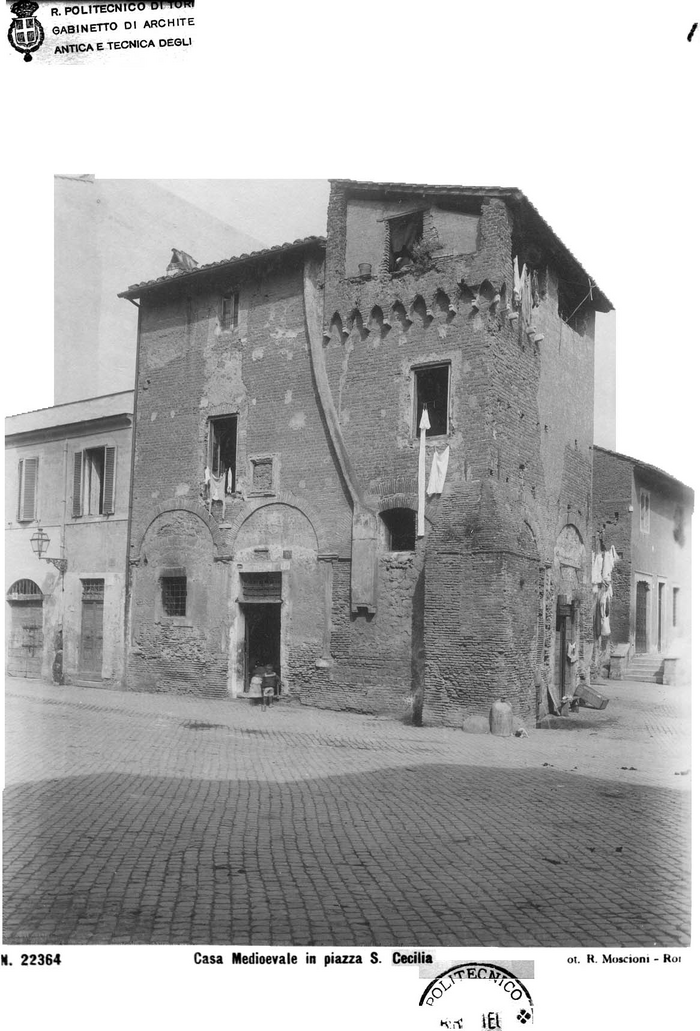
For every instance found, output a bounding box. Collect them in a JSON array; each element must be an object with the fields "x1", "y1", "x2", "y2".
[
  {"x1": 6, "y1": 580, "x2": 44, "y2": 678},
  {"x1": 657, "y1": 581, "x2": 665, "y2": 652},
  {"x1": 80, "y1": 579, "x2": 104, "y2": 679},
  {"x1": 553, "y1": 598, "x2": 572, "y2": 708},
  {"x1": 635, "y1": 580, "x2": 649, "y2": 654},
  {"x1": 242, "y1": 604, "x2": 281, "y2": 688}
]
